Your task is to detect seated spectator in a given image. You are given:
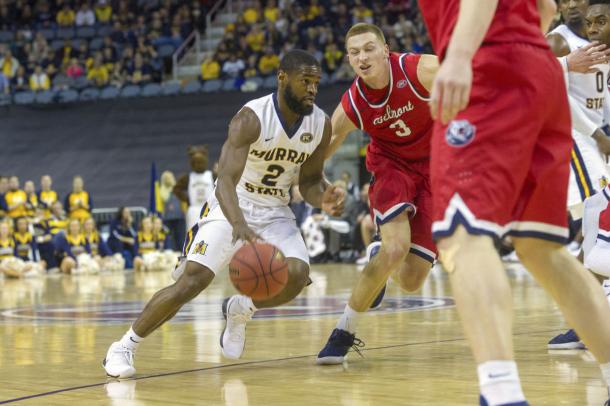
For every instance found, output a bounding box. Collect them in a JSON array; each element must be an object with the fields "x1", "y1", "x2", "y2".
[
  {"x1": 258, "y1": 47, "x2": 280, "y2": 77},
  {"x1": 87, "y1": 56, "x2": 109, "y2": 87},
  {"x1": 102, "y1": 47, "x2": 117, "y2": 73},
  {"x1": 133, "y1": 216, "x2": 156, "y2": 271},
  {"x1": 0, "y1": 220, "x2": 44, "y2": 278},
  {"x1": 65, "y1": 175, "x2": 92, "y2": 221},
  {"x1": 35, "y1": 1, "x2": 53, "y2": 28},
  {"x1": 83, "y1": 217, "x2": 124, "y2": 271},
  {"x1": 0, "y1": 72, "x2": 9, "y2": 95},
  {"x1": 95, "y1": 0, "x2": 113, "y2": 24},
  {"x1": 10, "y1": 66, "x2": 28, "y2": 92},
  {"x1": 200, "y1": 56, "x2": 220, "y2": 81},
  {"x1": 245, "y1": 25, "x2": 265, "y2": 53},
  {"x1": 264, "y1": 0, "x2": 279, "y2": 23},
  {"x1": 243, "y1": 55, "x2": 259, "y2": 79},
  {"x1": 58, "y1": 40, "x2": 77, "y2": 69},
  {"x1": 55, "y1": 219, "x2": 89, "y2": 274},
  {"x1": 23, "y1": 180, "x2": 38, "y2": 218},
  {"x1": 107, "y1": 207, "x2": 136, "y2": 268},
  {"x1": 222, "y1": 55, "x2": 245, "y2": 78},
  {"x1": 243, "y1": 1, "x2": 261, "y2": 24},
  {"x1": 76, "y1": 41, "x2": 90, "y2": 65},
  {"x1": 41, "y1": 49, "x2": 59, "y2": 78},
  {"x1": 66, "y1": 58, "x2": 84, "y2": 79},
  {"x1": 32, "y1": 33, "x2": 49, "y2": 62},
  {"x1": 152, "y1": 216, "x2": 170, "y2": 250},
  {"x1": 37, "y1": 175, "x2": 58, "y2": 219},
  {"x1": 13, "y1": 217, "x2": 39, "y2": 263},
  {"x1": 109, "y1": 61, "x2": 126, "y2": 87},
  {"x1": 29, "y1": 65, "x2": 50, "y2": 91},
  {"x1": 352, "y1": 0, "x2": 374, "y2": 24},
  {"x1": 159, "y1": 170, "x2": 185, "y2": 251},
  {"x1": 322, "y1": 42, "x2": 343, "y2": 76},
  {"x1": 75, "y1": 3, "x2": 96, "y2": 26},
  {"x1": 340, "y1": 171, "x2": 358, "y2": 198},
  {"x1": 0, "y1": 49, "x2": 19, "y2": 79},
  {"x1": 4, "y1": 176, "x2": 27, "y2": 219},
  {"x1": 127, "y1": 53, "x2": 152, "y2": 85},
  {"x1": 136, "y1": 37, "x2": 157, "y2": 61},
  {"x1": 56, "y1": 3, "x2": 76, "y2": 27},
  {"x1": 33, "y1": 200, "x2": 67, "y2": 269},
  {"x1": 393, "y1": 14, "x2": 415, "y2": 39}
]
